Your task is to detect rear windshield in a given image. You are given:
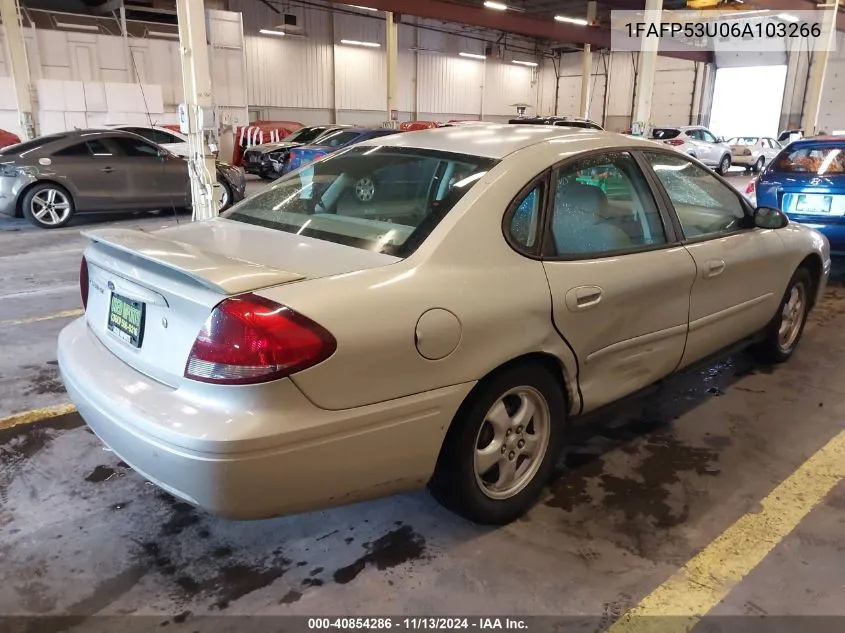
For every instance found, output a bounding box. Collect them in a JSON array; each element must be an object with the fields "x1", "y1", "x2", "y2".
[
  {"x1": 0, "y1": 135, "x2": 65, "y2": 156},
  {"x1": 555, "y1": 121, "x2": 601, "y2": 130},
  {"x1": 650, "y1": 128, "x2": 681, "y2": 140},
  {"x1": 771, "y1": 145, "x2": 845, "y2": 174},
  {"x1": 729, "y1": 137, "x2": 759, "y2": 145},
  {"x1": 223, "y1": 146, "x2": 497, "y2": 257}
]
